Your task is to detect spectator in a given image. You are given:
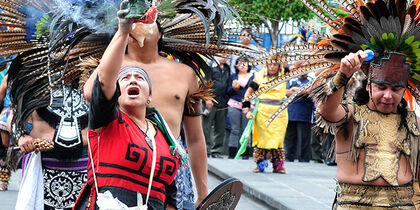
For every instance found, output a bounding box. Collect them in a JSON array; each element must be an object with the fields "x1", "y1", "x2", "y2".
[
  {"x1": 229, "y1": 28, "x2": 262, "y2": 74},
  {"x1": 227, "y1": 57, "x2": 253, "y2": 159},
  {"x1": 285, "y1": 73, "x2": 314, "y2": 162},
  {"x1": 0, "y1": 76, "x2": 9, "y2": 191},
  {"x1": 242, "y1": 56, "x2": 289, "y2": 173},
  {"x1": 202, "y1": 53, "x2": 231, "y2": 158}
]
